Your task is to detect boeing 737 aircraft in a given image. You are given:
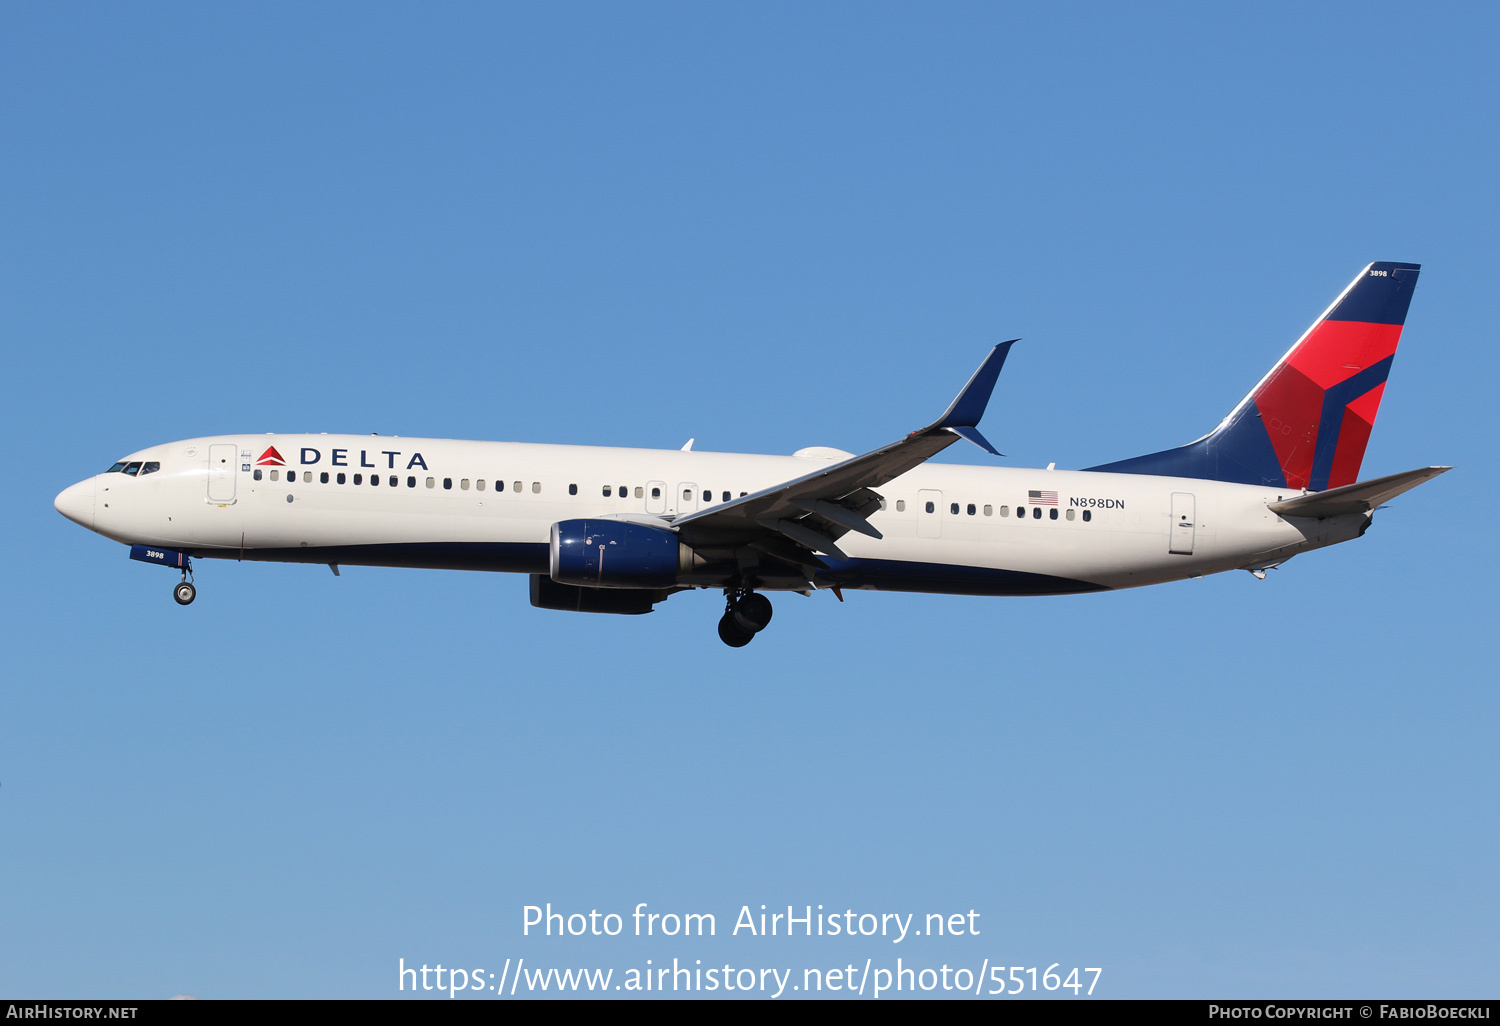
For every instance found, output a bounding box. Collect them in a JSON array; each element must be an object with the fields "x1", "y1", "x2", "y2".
[{"x1": 55, "y1": 262, "x2": 1447, "y2": 645}]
